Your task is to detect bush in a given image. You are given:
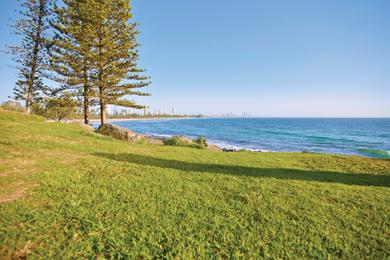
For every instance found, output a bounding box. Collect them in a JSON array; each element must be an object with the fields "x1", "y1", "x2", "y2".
[
  {"x1": 0, "y1": 101, "x2": 24, "y2": 112},
  {"x1": 163, "y1": 136, "x2": 207, "y2": 149},
  {"x1": 32, "y1": 103, "x2": 46, "y2": 116},
  {"x1": 33, "y1": 94, "x2": 79, "y2": 122},
  {"x1": 194, "y1": 136, "x2": 208, "y2": 147},
  {"x1": 163, "y1": 136, "x2": 192, "y2": 146}
]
